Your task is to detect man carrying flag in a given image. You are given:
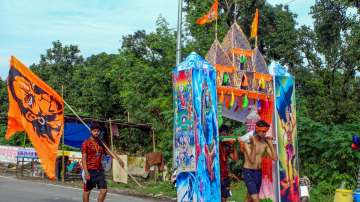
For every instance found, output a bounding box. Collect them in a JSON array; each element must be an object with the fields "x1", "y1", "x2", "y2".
[
  {"x1": 196, "y1": 0, "x2": 219, "y2": 25},
  {"x1": 6, "y1": 56, "x2": 64, "y2": 180}
]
